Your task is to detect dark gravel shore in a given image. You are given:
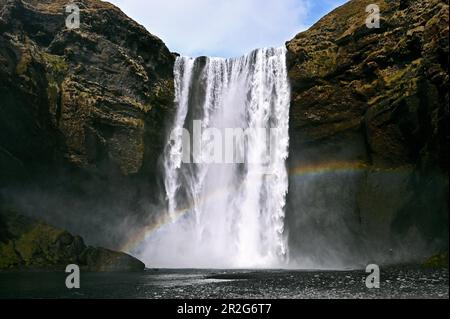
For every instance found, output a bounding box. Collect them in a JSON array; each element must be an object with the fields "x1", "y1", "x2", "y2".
[{"x1": 0, "y1": 266, "x2": 447, "y2": 299}]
